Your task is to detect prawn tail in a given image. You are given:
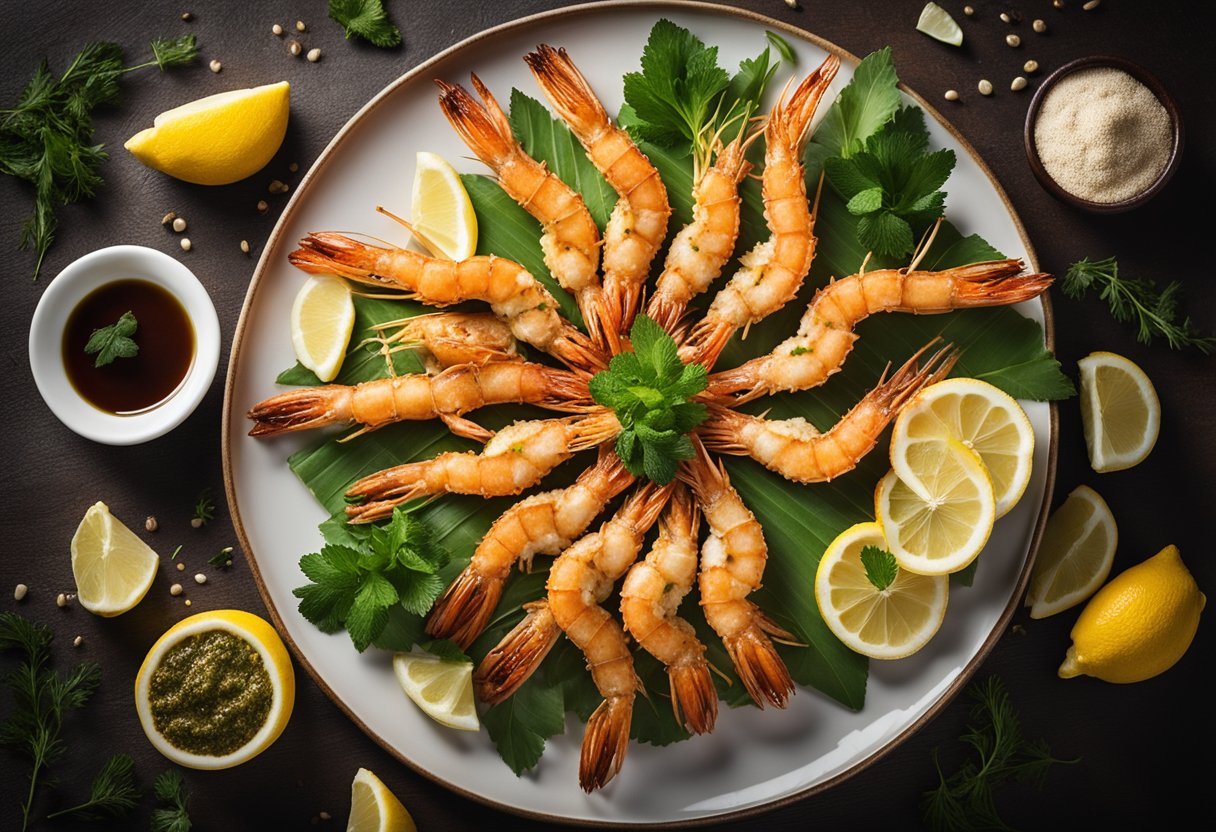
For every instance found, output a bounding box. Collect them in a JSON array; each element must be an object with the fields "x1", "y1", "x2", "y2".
[
  {"x1": 579, "y1": 694, "x2": 634, "y2": 792},
  {"x1": 343, "y1": 464, "x2": 430, "y2": 524},
  {"x1": 695, "y1": 405, "x2": 752, "y2": 456},
  {"x1": 548, "y1": 325, "x2": 608, "y2": 373},
  {"x1": 288, "y1": 233, "x2": 387, "y2": 288},
  {"x1": 669, "y1": 659, "x2": 719, "y2": 735},
  {"x1": 435, "y1": 75, "x2": 515, "y2": 169},
  {"x1": 539, "y1": 370, "x2": 595, "y2": 411},
  {"x1": 724, "y1": 610, "x2": 797, "y2": 710},
  {"x1": 872, "y1": 338, "x2": 961, "y2": 414},
  {"x1": 474, "y1": 600, "x2": 561, "y2": 705},
  {"x1": 246, "y1": 386, "x2": 351, "y2": 436},
  {"x1": 644, "y1": 292, "x2": 686, "y2": 335},
  {"x1": 702, "y1": 360, "x2": 767, "y2": 405},
  {"x1": 772, "y1": 54, "x2": 841, "y2": 150},
  {"x1": 425, "y1": 568, "x2": 506, "y2": 651},
  {"x1": 524, "y1": 44, "x2": 607, "y2": 138},
  {"x1": 948, "y1": 259, "x2": 1053, "y2": 306},
  {"x1": 570, "y1": 411, "x2": 622, "y2": 452},
  {"x1": 681, "y1": 319, "x2": 734, "y2": 369}
]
